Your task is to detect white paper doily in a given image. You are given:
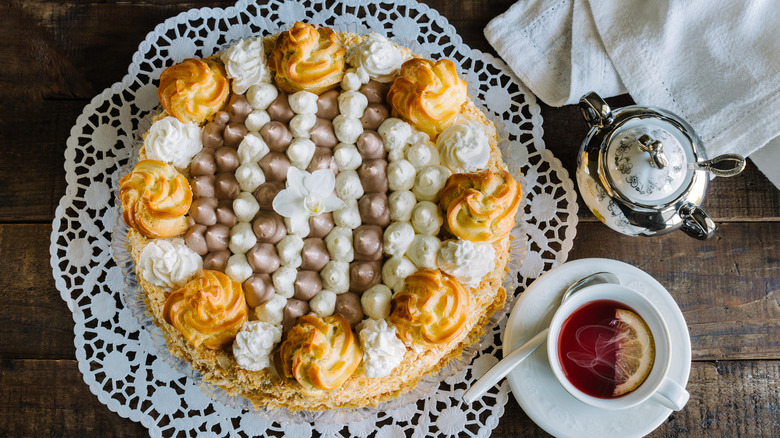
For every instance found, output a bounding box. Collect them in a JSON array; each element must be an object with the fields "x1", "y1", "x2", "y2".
[{"x1": 50, "y1": 1, "x2": 579, "y2": 436}]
